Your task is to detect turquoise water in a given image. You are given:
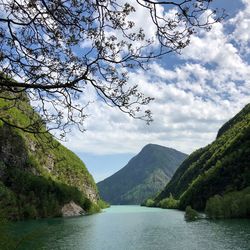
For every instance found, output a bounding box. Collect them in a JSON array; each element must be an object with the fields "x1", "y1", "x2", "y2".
[{"x1": 5, "y1": 206, "x2": 250, "y2": 250}]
